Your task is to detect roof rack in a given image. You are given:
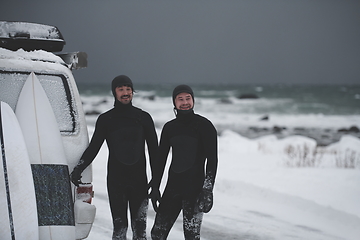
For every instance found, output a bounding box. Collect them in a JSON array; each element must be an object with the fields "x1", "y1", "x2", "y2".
[{"x1": 0, "y1": 21, "x2": 66, "y2": 52}]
